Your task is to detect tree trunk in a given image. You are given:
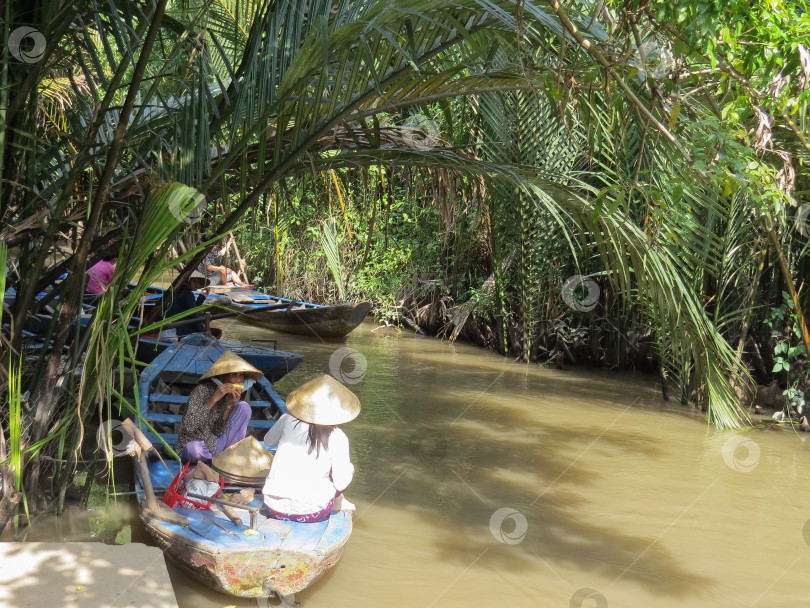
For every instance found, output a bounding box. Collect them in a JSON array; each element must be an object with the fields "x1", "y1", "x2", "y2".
[
  {"x1": 0, "y1": 419, "x2": 21, "y2": 534},
  {"x1": 225, "y1": 233, "x2": 249, "y2": 283},
  {"x1": 20, "y1": 0, "x2": 170, "y2": 512},
  {"x1": 768, "y1": 229, "x2": 810, "y2": 357}
]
